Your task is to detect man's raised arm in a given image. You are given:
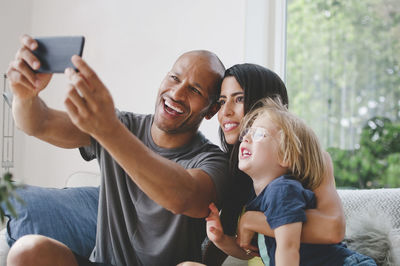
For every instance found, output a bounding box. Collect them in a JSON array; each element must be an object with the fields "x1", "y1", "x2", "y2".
[
  {"x1": 62, "y1": 56, "x2": 223, "y2": 219},
  {"x1": 7, "y1": 35, "x2": 90, "y2": 149}
]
